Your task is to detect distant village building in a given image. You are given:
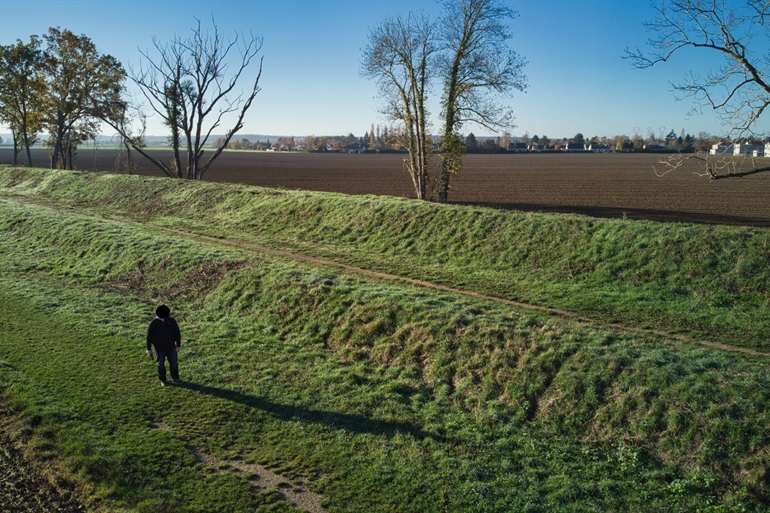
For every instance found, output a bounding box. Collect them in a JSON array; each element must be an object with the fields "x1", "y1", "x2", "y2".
[
  {"x1": 562, "y1": 142, "x2": 584, "y2": 152},
  {"x1": 642, "y1": 144, "x2": 669, "y2": 151},
  {"x1": 710, "y1": 143, "x2": 766, "y2": 156},
  {"x1": 508, "y1": 142, "x2": 528, "y2": 152},
  {"x1": 586, "y1": 142, "x2": 610, "y2": 153},
  {"x1": 344, "y1": 142, "x2": 363, "y2": 153},
  {"x1": 733, "y1": 143, "x2": 762, "y2": 156},
  {"x1": 527, "y1": 143, "x2": 555, "y2": 152},
  {"x1": 709, "y1": 143, "x2": 732, "y2": 155}
]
